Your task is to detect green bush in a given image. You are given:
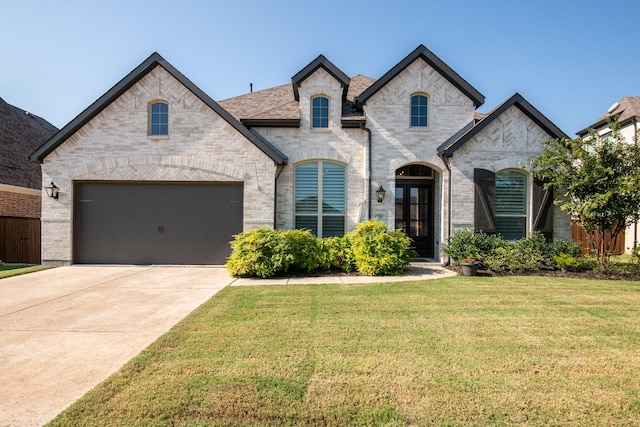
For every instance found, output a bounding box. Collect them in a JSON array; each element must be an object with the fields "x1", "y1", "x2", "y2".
[
  {"x1": 227, "y1": 221, "x2": 416, "y2": 277},
  {"x1": 442, "y1": 229, "x2": 504, "y2": 264},
  {"x1": 542, "y1": 239, "x2": 583, "y2": 268},
  {"x1": 347, "y1": 219, "x2": 416, "y2": 276},
  {"x1": 483, "y1": 245, "x2": 543, "y2": 273},
  {"x1": 226, "y1": 227, "x2": 283, "y2": 278},
  {"x1": 553, "y1": 253, "x2": 579, "y2": 271},
  {"x1": 319, "y1": 236, "x2": 355, "y2": 272}
]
